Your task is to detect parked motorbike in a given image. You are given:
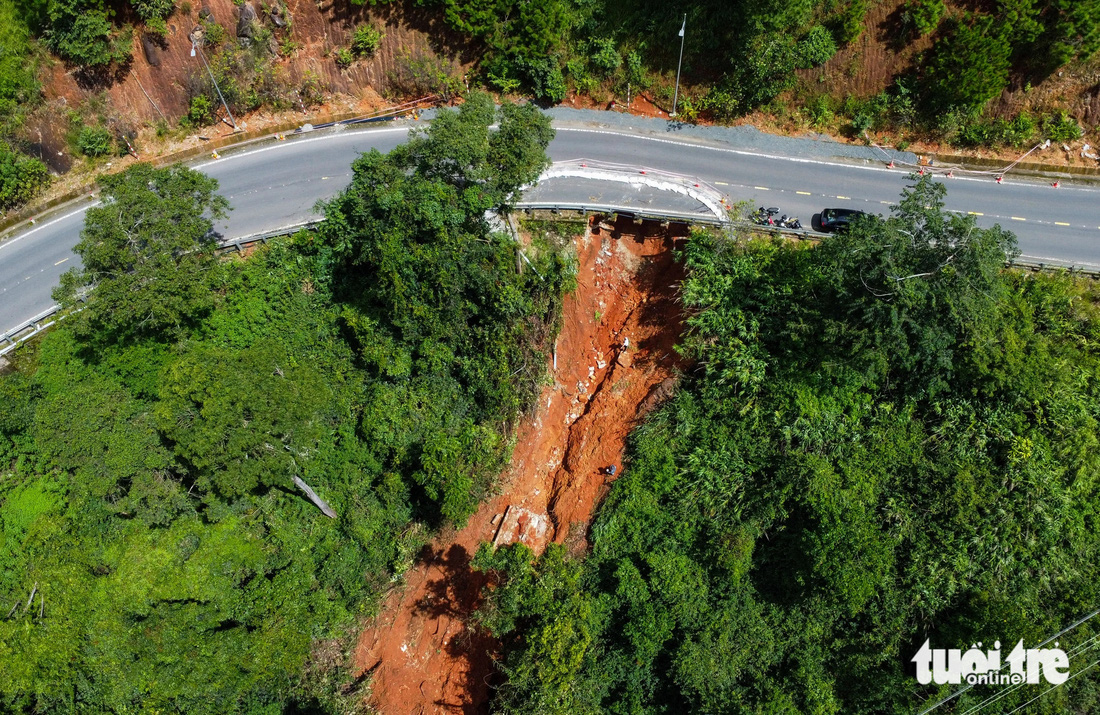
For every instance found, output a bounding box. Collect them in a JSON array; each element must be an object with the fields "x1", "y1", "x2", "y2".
[
  {"x1": 750, "y1": 206, "x2": 781, "y2": 226},
  {"x1": 750, "y1": 207, "x2": 802, "y2": 230}
]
